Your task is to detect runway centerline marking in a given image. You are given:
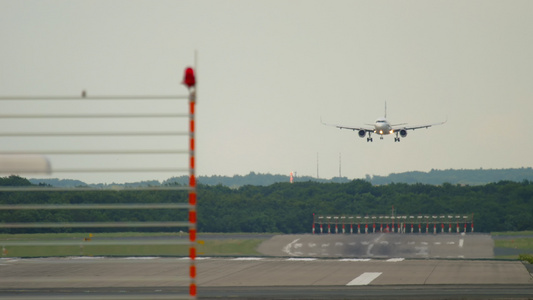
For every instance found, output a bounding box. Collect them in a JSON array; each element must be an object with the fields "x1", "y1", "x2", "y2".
[
  {"x1": 346, "y1": 272, "x2": 382, "y2": 286},
  {"x1": 459, "y1": 239, "x2": 464, "y2": 248}
]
